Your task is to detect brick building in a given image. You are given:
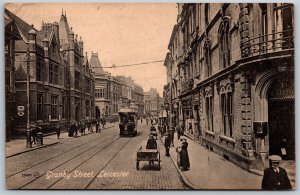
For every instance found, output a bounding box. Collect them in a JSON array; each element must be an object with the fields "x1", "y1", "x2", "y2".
[
  {"x1": 5, "y1": 9, "x2": 95, "y2": 135},
  {"x1": 5, "y1": 12, "x2": 21, "y2": 141},
  {"x1": 165, "y1": 3, "x2": 294, "y2": 170}
]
